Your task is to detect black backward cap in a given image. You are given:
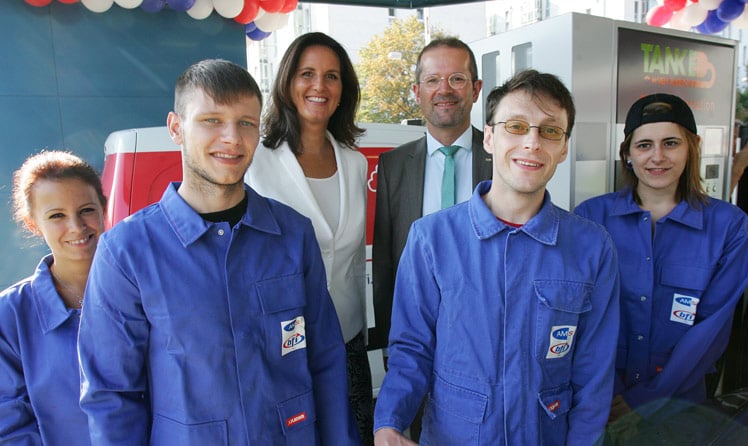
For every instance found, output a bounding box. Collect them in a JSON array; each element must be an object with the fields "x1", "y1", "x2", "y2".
[{"x1": 623, "y1": 93, "x2": 697, "y2": 137}]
